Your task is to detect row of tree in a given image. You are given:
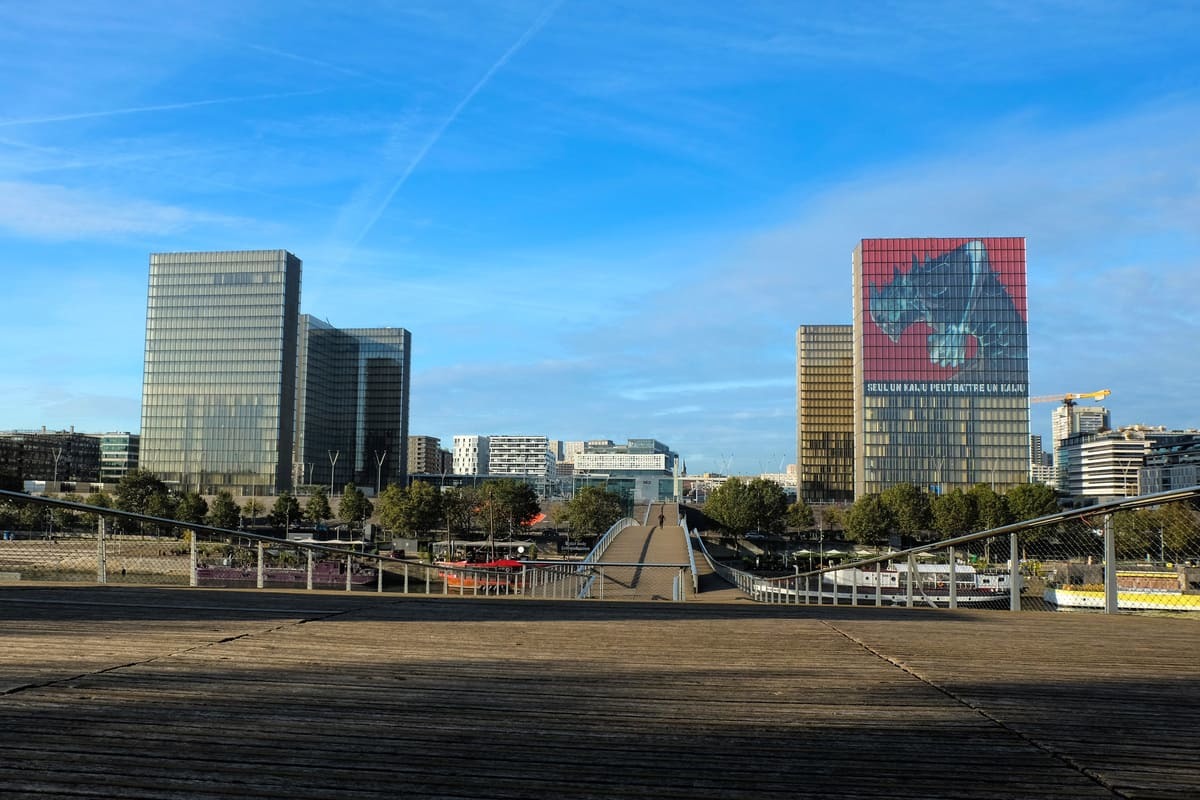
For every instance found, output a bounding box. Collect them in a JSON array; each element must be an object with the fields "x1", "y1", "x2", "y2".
[
  {"x1": 700, "y1": 477, "x2": 1065, "y2": 547},
  {"x1": 375, "y1": 479, "x2": 541, "y2": 539},
  {"x1": 372, "y1": 481, "x2": 630, "y2": 542},
  {"x1": 0, "y1": 470, "x2": 375, "y2": 535},
  {"x1": 842, "y1": 482, "x2": 1059, "y2": 545}
]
